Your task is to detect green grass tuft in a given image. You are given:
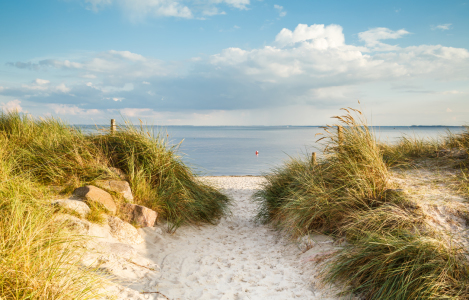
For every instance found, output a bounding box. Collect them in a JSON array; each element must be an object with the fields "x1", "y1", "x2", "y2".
[
  {"x1": 325, "y1": 231, "x2": 469, "y2": 299},
  {"x1": 255, "y1": 107, "x2": 469, "y2": 299},
  {"x1": 0, "y1": 134, "x2": 104, "y2": 299},
  {"x1": 0, "y1": 111, "x2": 231, "y2": 298},
  {"x1": 255, "y1": 108, "x2": 391, "y2": 236},
  {"x1": 92, "y1": 121, "x2": 230, "y2": 231},
  {"x1": 0, "y1": 112, "x2": 230, "y2": 230}
]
